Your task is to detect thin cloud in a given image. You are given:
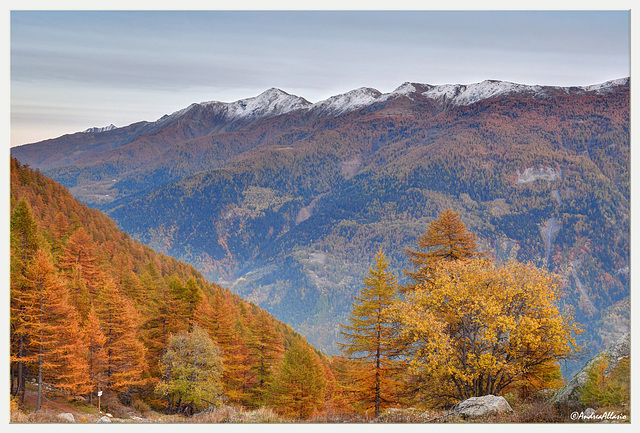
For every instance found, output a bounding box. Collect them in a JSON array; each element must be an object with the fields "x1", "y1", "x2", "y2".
[{"x1": 10, "y1": 10, "x2": 630, "y2": 146}]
